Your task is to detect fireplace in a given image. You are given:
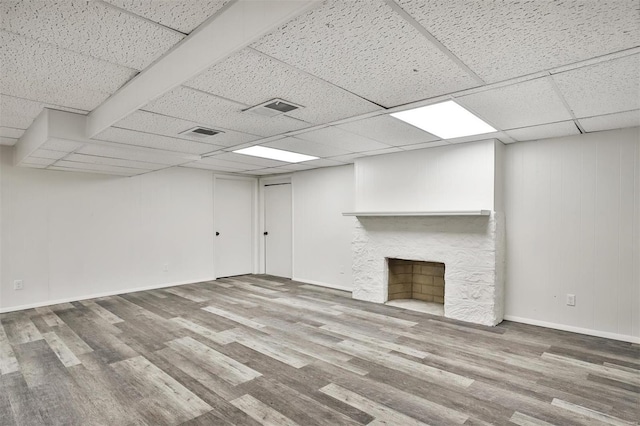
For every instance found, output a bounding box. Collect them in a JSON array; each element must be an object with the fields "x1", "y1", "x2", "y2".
[{"x1": 351, "y1": 213, "x2": 505, "y2": 326}]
